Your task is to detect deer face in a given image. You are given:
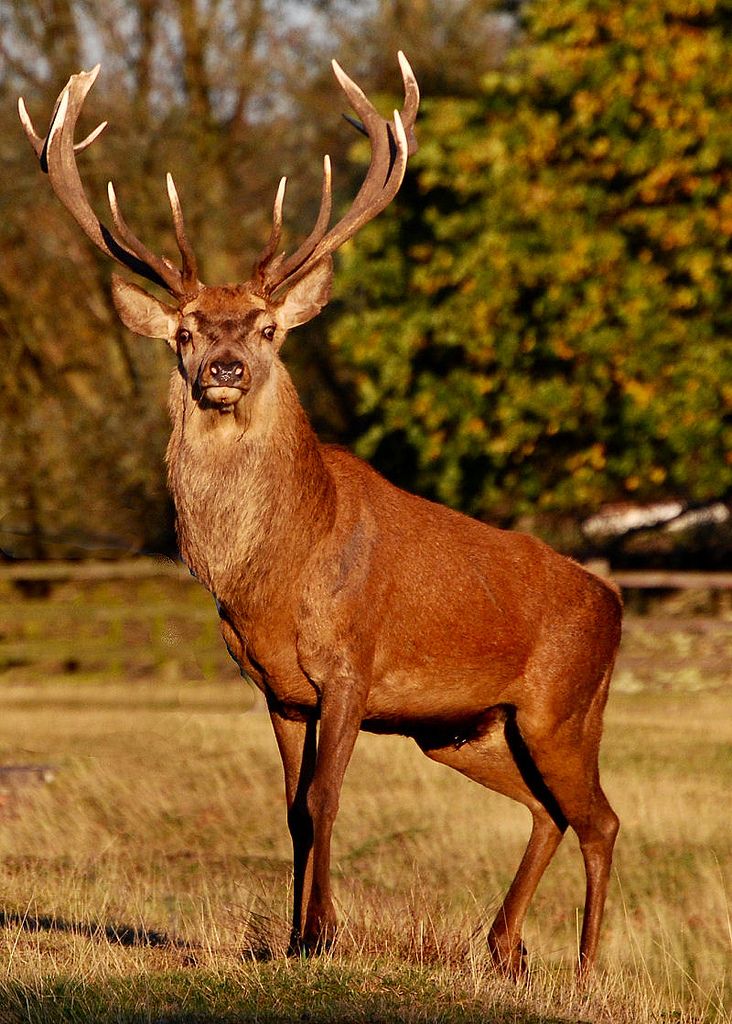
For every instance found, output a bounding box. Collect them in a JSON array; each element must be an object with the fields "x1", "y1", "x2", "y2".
[
  {"x1": 178, "y1": 290, "x2": 273, "y2": 410},
  {"x1": 111, "y1": 260, "x2": 332, "y2": 416}
]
